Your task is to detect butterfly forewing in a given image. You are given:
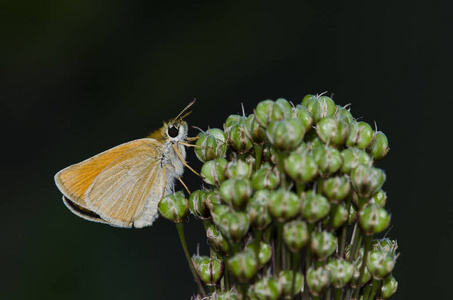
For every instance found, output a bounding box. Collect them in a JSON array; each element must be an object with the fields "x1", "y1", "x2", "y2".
[
  {"x1": 55, "y1": 138, "x2": 165, "y2": 228},
  {"x1": 85, "y1": 144, "x2": 164, "y2": 228}
]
